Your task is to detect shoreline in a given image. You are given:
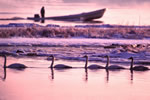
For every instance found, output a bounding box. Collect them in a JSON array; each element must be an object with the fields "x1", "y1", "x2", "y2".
[{"x1": 0, "y1": 23, "x2": 150, "y2": 39}]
